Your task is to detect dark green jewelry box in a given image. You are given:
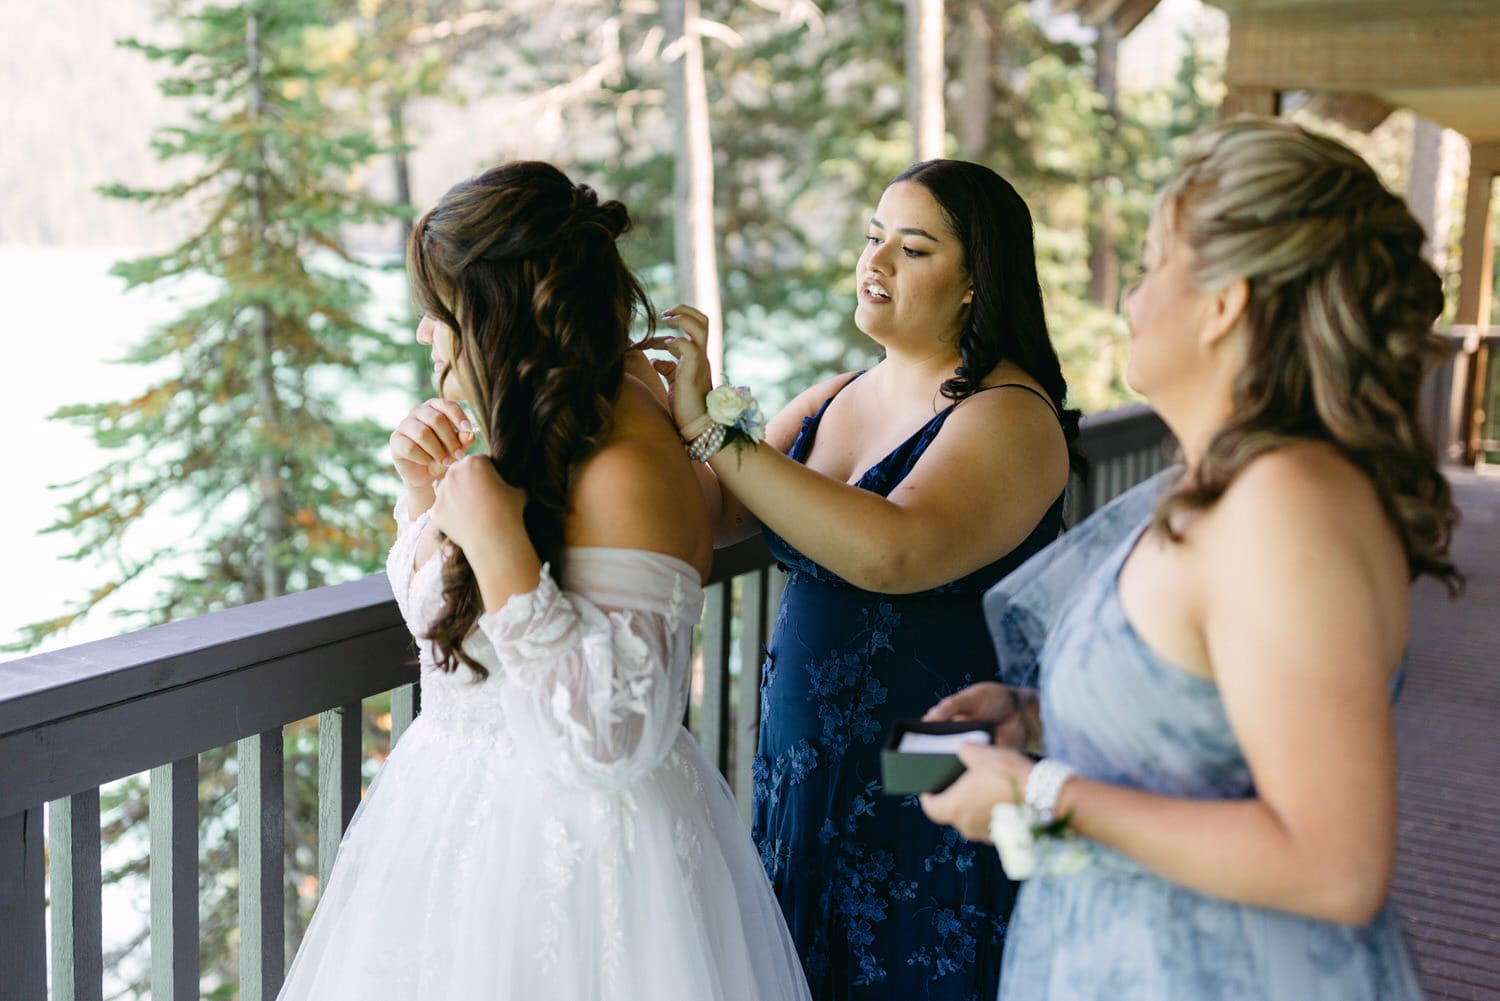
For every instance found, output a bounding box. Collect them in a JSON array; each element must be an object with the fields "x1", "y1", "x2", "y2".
[{"x1": 880, "y1": 719, "x2": 997, "y2": 796}]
